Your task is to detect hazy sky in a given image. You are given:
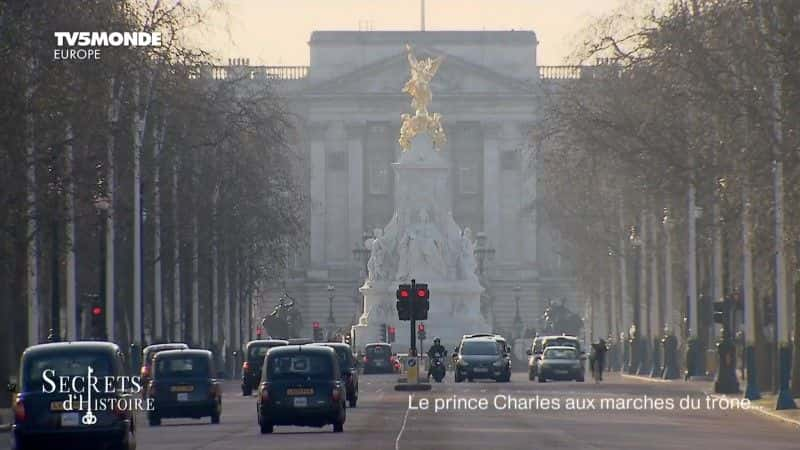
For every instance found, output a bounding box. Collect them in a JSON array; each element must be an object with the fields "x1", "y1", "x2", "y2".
[{"x1": 196, "y1": 0, "x2": 645, "y2": 66}]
